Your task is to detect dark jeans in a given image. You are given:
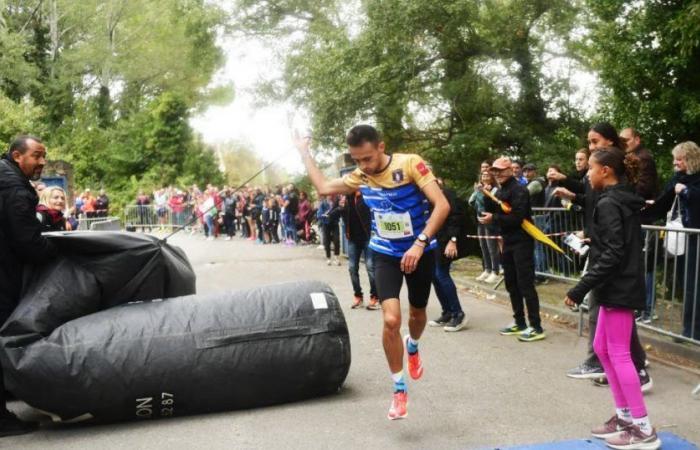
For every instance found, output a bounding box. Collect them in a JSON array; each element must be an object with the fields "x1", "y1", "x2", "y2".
[
  {"x1": 224, "y1": 213, "x2": 236, "y2": 237},
  {"x1": 432, "y1": 252, "x2": 463, "y2": 315},
  {"x1": 533, "y1": 215, "x2": 548, "y2": 275},
  {"x1": 347, "y1": 239, "x2": 376, "y2": 298},
  {"x1": 501, "y1": 240, "x2": 541, "y2": 330},
  {"x1": 584, "y1": 291, "x2": 647, "y2": 371},
  {"x1": 322, "y1": 223, "x2": 340, "y2": 258}
]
